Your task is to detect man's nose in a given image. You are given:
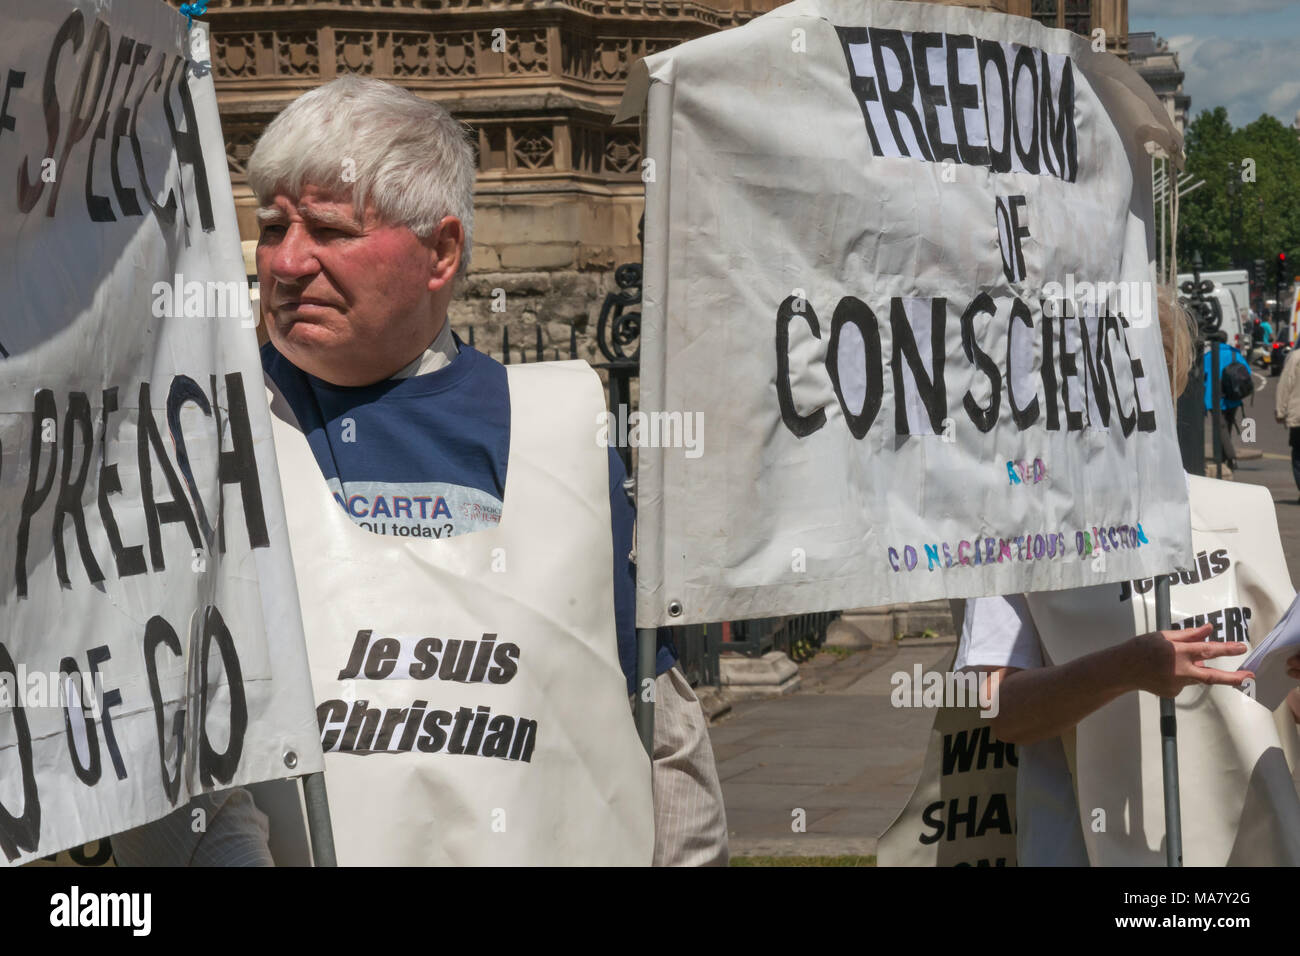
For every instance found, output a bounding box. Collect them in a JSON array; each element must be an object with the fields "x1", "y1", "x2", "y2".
[{"x1": 268, "y1": 223, "x2": 320, "y2": 284}]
